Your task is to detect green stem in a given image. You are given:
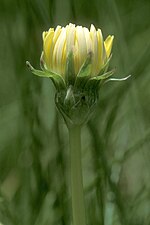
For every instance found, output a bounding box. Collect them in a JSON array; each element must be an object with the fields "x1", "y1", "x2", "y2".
[{"x1": 69, "y1": 125, "x2": 86, "y2": 225}]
